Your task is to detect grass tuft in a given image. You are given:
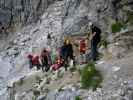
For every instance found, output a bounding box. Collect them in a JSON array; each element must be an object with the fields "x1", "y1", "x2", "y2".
[
  {"x1": 80, "y1": 62, "x2": 103, "y2": 90},
  {"x1": 75, "y1": 96, "x2": 82, "y2": 100}
]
